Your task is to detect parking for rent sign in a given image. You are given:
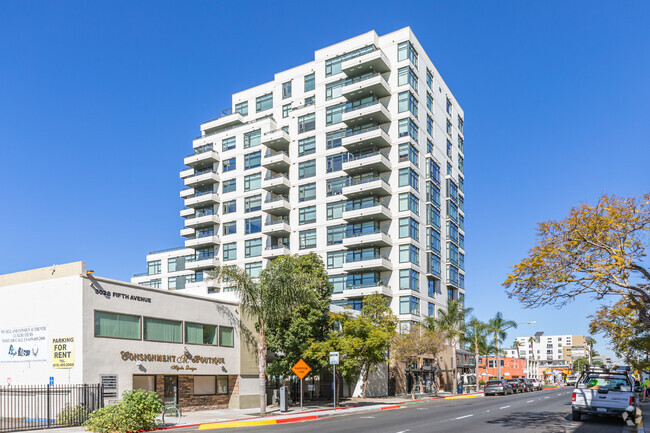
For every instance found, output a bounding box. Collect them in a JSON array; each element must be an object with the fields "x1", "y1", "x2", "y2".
[{"x1": 52, "y1": 337, "x2": 75, "y2": 369}]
